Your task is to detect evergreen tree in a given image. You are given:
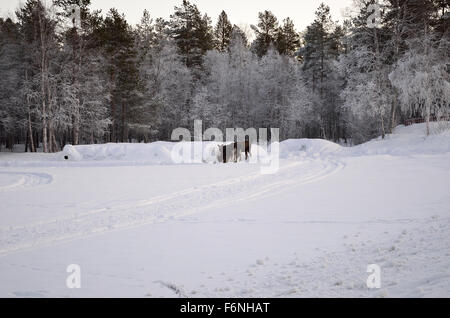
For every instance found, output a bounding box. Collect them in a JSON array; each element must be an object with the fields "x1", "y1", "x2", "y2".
[
  {"x1": 251, "y1": 10, "x2": 279, "y2": 57},
  {"x1": 275, "y1": 17, "x2": 300, "y2": 56},
  {"x1": 135, "y1": 9, "x2": 156, "y2": 62},
  {"x1": 169, "y1": 0, "x2": 213, "y2": 69},
  {"x1": 100, "y1": 8, "x2": 139, "y2": 142},
  {"x1": 214, "y1": 10, "x2": 233, "y2": 52},
  {"x1": 231, "y1": 25, "x2": 248, "y2": 46},
  {"x1": 0, "y1": 18, "x2": 26, "y2": 151},
  {"x1": 299, "y1": 3, "x2": 344, "y2": 140},
  {"x1": 300, "y1": 3, "x2": 337, "y2": 94}
]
